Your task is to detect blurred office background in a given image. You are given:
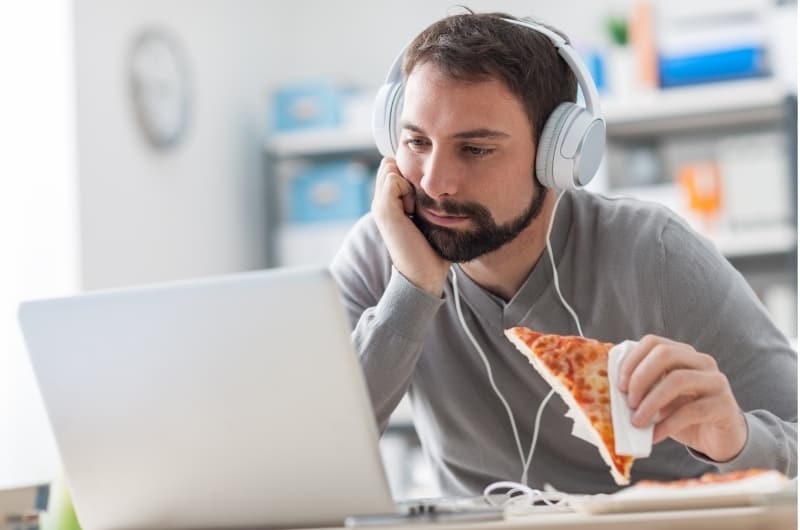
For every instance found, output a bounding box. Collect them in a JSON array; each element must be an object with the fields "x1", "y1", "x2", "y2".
[{"x1": 1, "y1": 0, "x2": 796, "y2": 502}]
